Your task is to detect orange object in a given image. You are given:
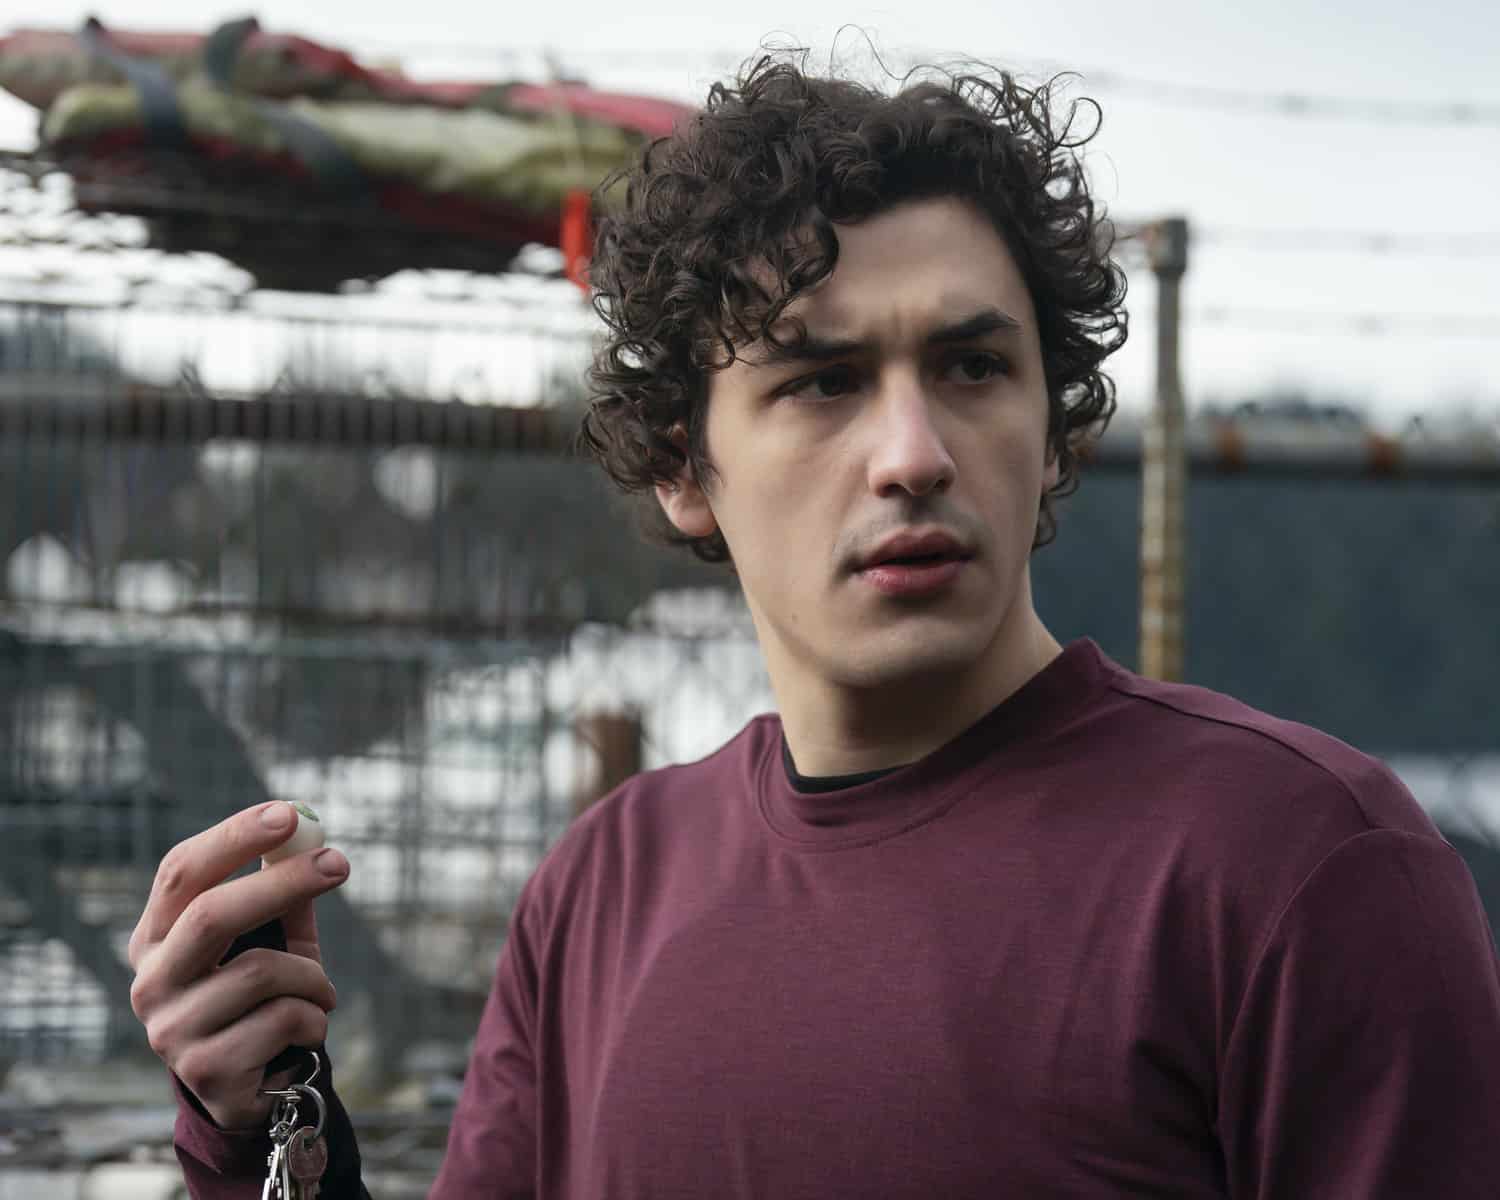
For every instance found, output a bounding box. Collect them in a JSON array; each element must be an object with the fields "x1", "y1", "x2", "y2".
[{"x1": 562, "y1": 188, "x2": 592, "y2": 294}]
